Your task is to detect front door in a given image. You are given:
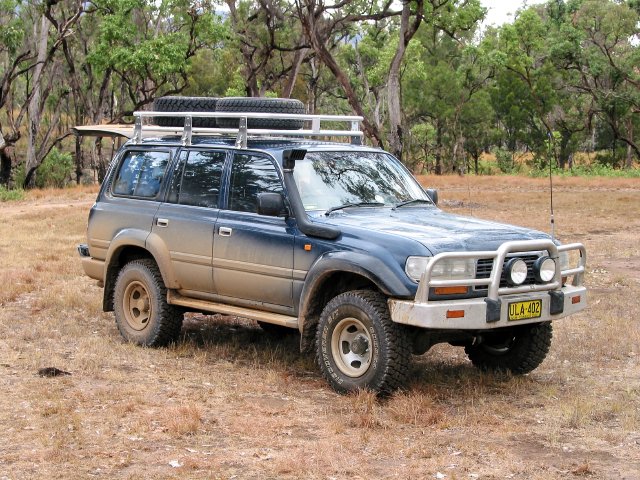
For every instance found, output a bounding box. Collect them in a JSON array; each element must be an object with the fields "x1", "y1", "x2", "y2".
[{"x1": 212, "y1": 152, "x2": 294, "y2": 310}]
